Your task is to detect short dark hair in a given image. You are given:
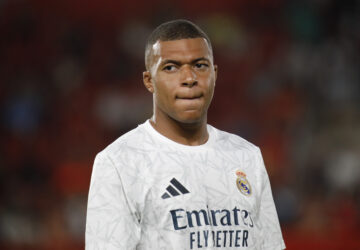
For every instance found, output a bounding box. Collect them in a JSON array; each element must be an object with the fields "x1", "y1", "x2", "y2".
[{"x1": 145, "y1": 19, "x2": 212, "y2": 70}]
